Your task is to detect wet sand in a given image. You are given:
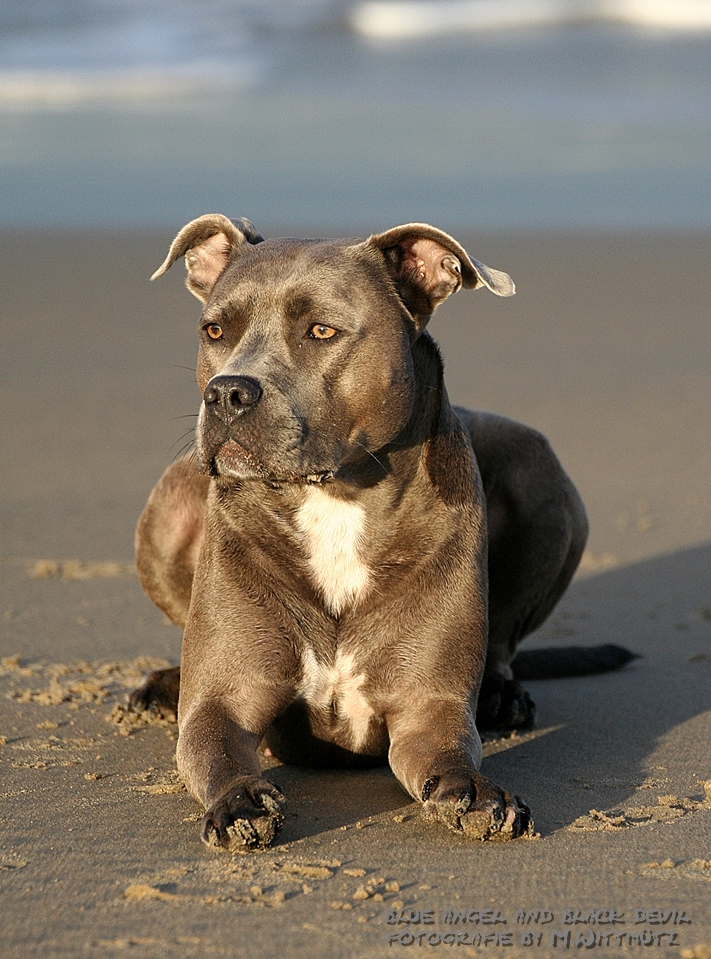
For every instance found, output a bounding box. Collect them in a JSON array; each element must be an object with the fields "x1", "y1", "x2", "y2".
[{"x1": 1, "y1": 229, "x2": 710, "y2": 958}]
